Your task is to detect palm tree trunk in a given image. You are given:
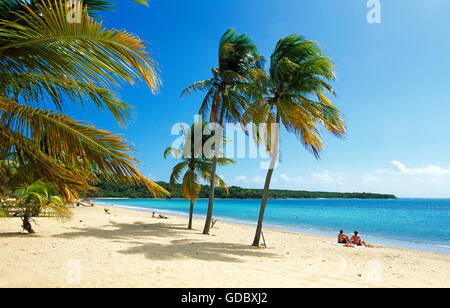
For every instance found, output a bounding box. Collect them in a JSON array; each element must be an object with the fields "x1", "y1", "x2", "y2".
[
  {"x1": 203, "y1": 156, "x2": 217, "y2": 235},
  {"x1": 252, "y1": 113, "x2": 280, "y2": 247},
  {"x1": 22, "y1": 210, "x2": 35, "y2": 234},
  {"x1": 188, "y1": 199, "x2": 194, "y2": 230},
  {"x1": 203, "y1": 105, "x2": 226, "y2": 235}
]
